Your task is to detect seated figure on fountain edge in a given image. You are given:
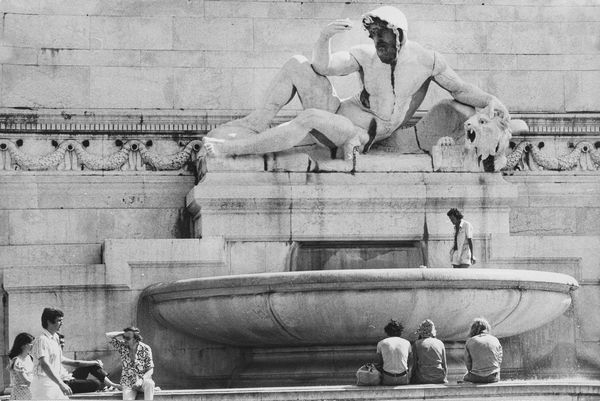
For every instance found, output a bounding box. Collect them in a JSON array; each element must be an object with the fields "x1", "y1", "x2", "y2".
[{"x1": 203, "y1": 5, "x2": 519, "y2": 172}]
